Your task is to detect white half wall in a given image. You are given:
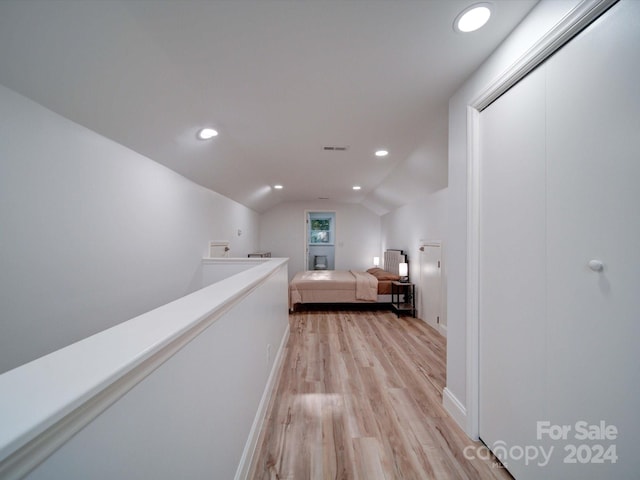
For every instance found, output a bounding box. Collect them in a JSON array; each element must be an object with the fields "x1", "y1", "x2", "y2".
[
  {"x1": 446, "y1": 0, "x2": 582, "y2": 431},
  {"x1": 201, "y1": 258, "x2": 268, "y2": 287},
  {"x1": 0, "y1": 259, "x2": 290, "y2": 480},
  {"x1": 0, "y1": 84, "x2": 259, "y2": 374},
  {"x1": 259, "y1": 201, "x2": 381, "y2": 280}
]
